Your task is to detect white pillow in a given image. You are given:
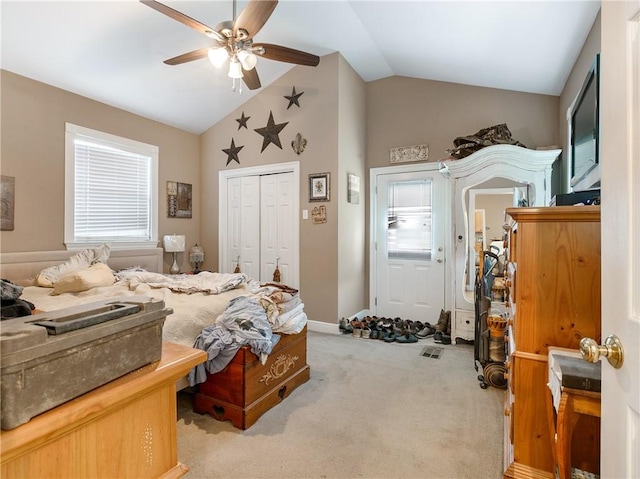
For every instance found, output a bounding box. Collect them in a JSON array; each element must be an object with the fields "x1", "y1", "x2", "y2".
[
  {"x1": 52, "y1": 263, "x2": 115, "y2": 295},
  {"x1": 35, "y1": 244, "x2": 111, "y2": 287}
]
